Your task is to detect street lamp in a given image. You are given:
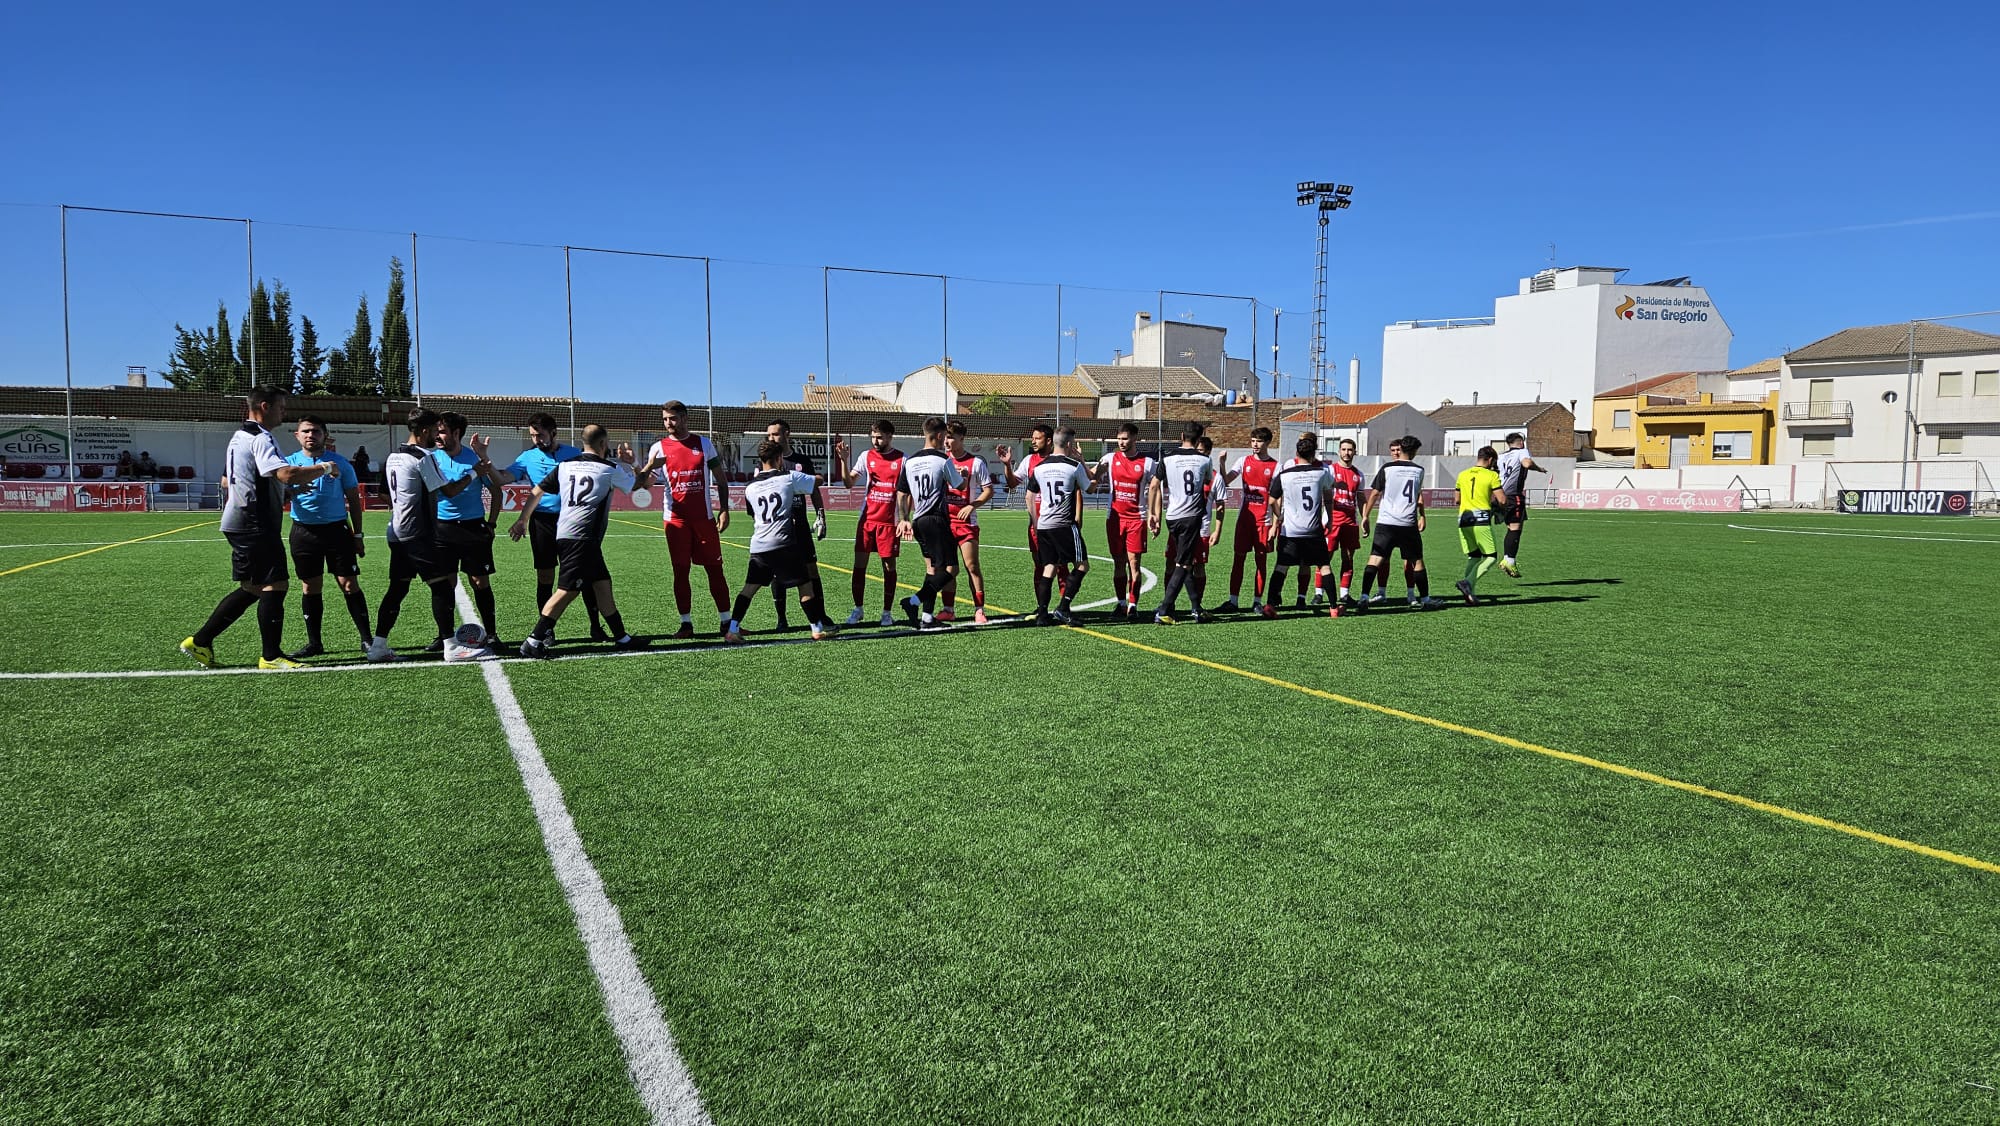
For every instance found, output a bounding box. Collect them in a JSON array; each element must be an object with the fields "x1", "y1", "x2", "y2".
[{"x1": 1295, "y1": 181, "x2": 1354, "y2": 427}]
